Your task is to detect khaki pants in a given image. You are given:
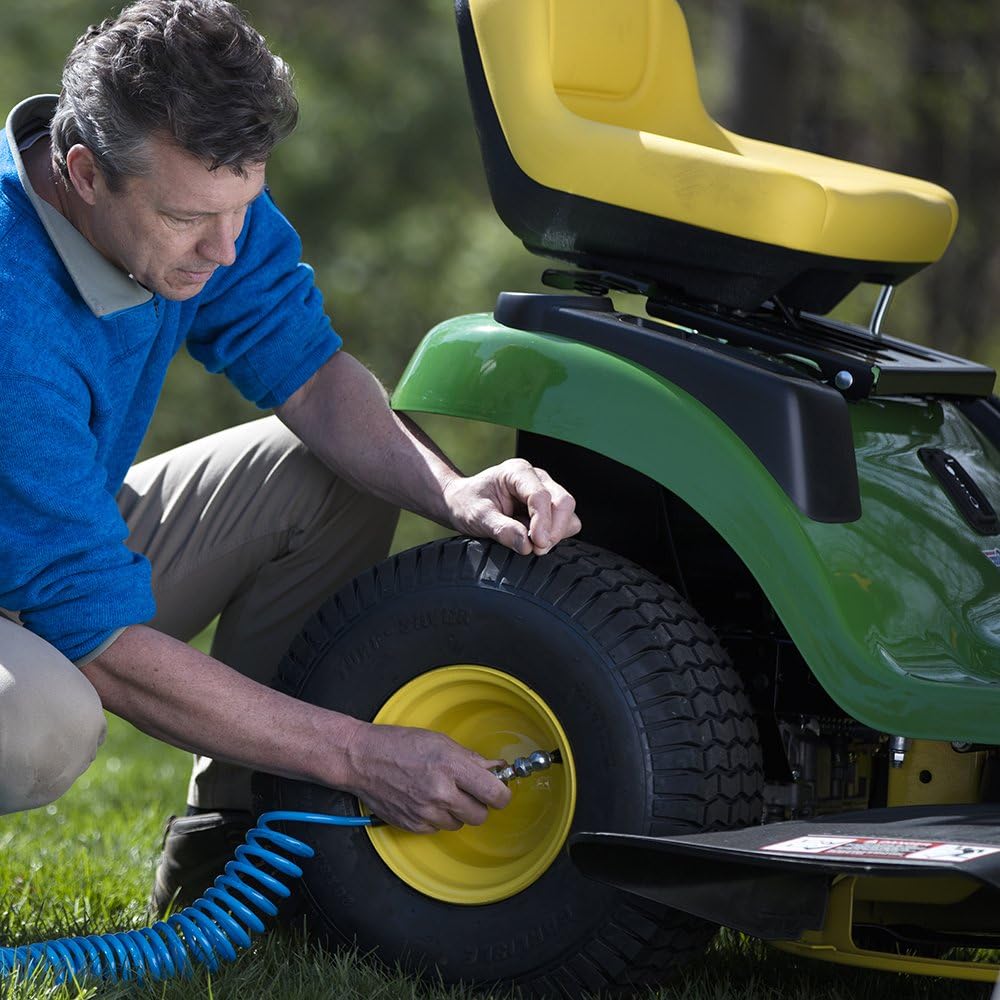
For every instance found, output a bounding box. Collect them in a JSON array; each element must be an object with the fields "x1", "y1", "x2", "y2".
[{"x1": 0, "y1": 416, "x2": 398, "y2": 815}]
